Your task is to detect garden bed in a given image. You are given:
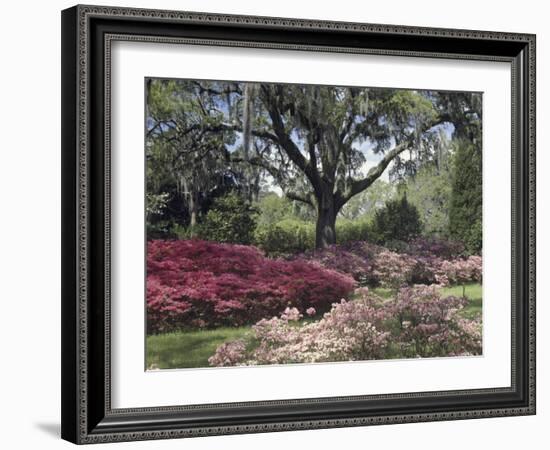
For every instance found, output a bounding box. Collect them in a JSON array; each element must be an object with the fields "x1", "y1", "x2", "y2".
[{"x1": 147, "y1": 282, "x2": 482, "y2": 370}]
